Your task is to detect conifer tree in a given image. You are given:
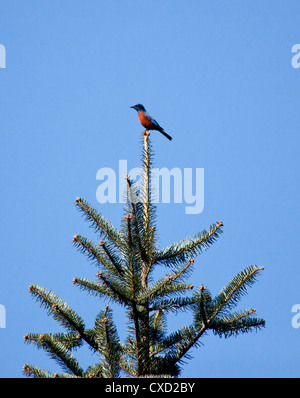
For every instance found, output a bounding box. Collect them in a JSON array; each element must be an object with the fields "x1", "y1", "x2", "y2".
[{"x1": 23, "y1": 130, "x2": 265, "y2": 378}]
